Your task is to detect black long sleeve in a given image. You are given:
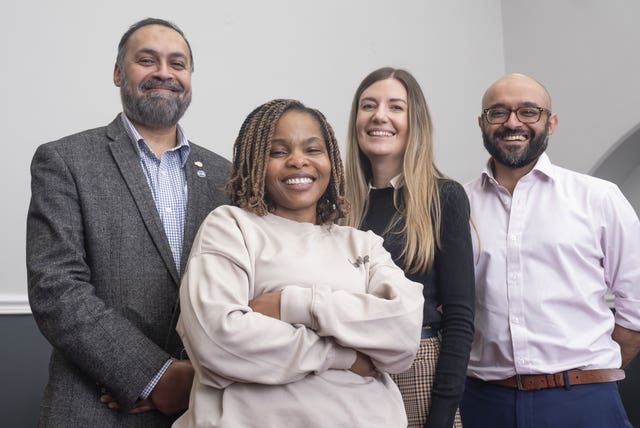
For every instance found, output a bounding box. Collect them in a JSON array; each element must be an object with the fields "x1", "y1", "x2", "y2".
[{"x1": 362, "y1": 179, "x2": 475, "y2": 428}]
